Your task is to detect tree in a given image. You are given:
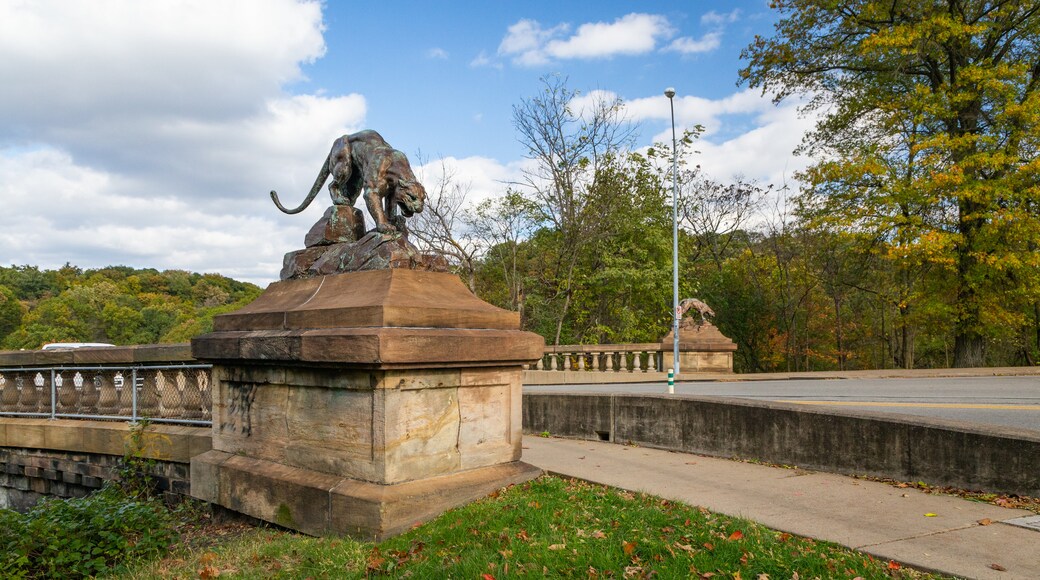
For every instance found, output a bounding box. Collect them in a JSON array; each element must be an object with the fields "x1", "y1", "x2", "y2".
[
  {"x1": 408, "y1": 160, "x2": 484, "y2": 292},
  {"x1": 512, "y1": 75, "x2": 635, "y2": 344},
  {"x1": 0, "y1": 285, "x2": 25, "y2": 344},
  {"x1": 742, "y1": 0, "x2": 1040, "y2": 366},
  {"x1": 470, "y1": 190, "x2": 540, "y2": 317}
]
